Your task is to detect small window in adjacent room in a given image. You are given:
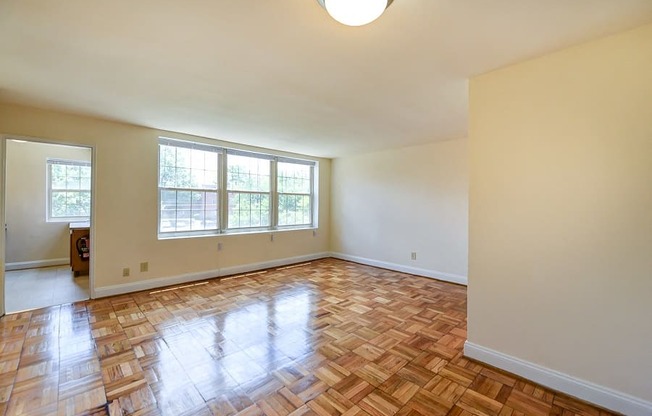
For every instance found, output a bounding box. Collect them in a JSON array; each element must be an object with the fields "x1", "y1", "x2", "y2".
[
  {"x1": 158, "y1": 139, "x2": 220, "y2": 235},
  {"x1": 277, "y1": 160, "x2": 313, "y2": 227},
  {"x1": 47, "y1": 159, "x2": 91, "y2": 222}
]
